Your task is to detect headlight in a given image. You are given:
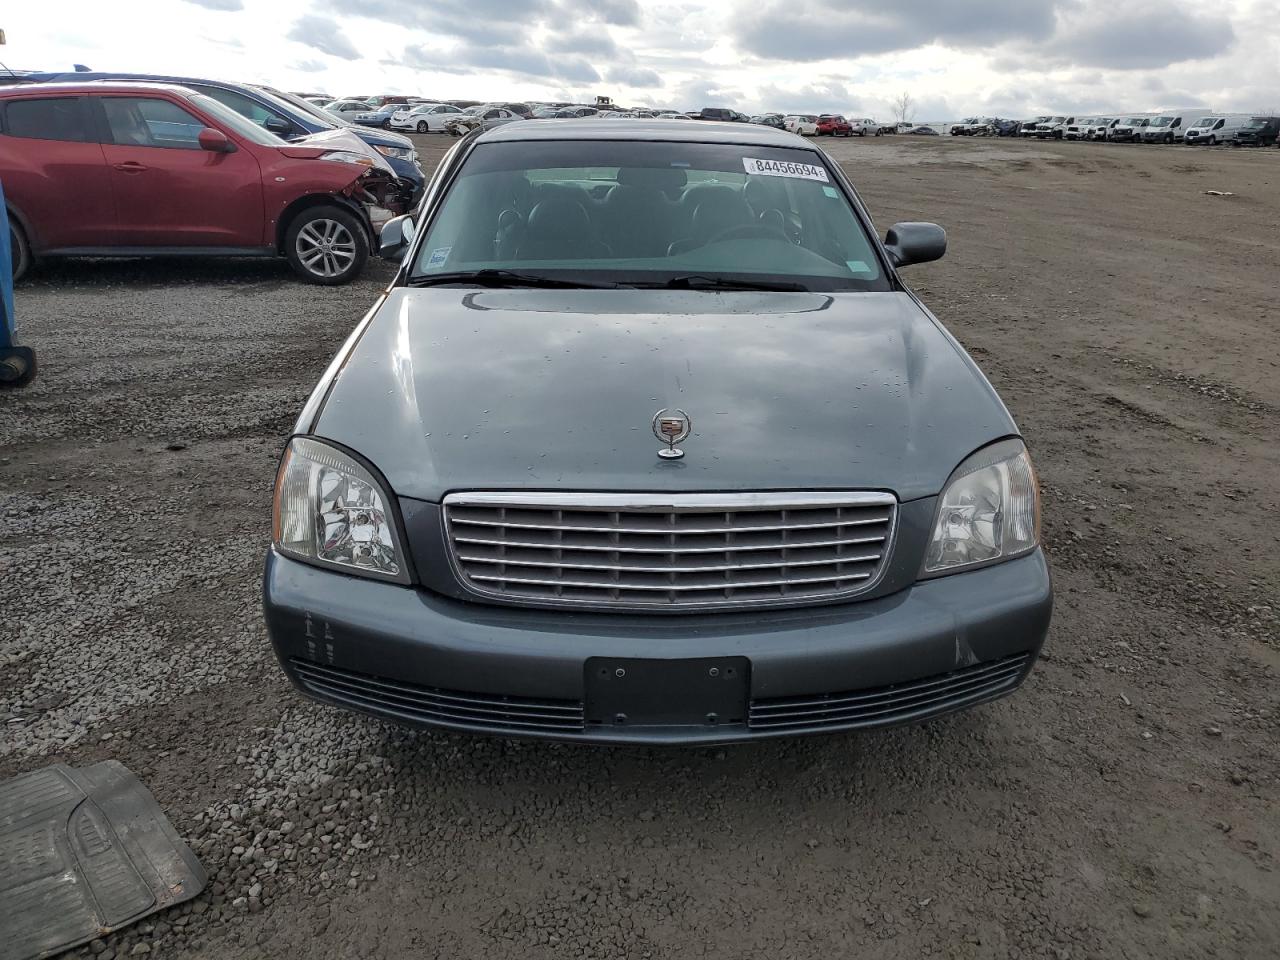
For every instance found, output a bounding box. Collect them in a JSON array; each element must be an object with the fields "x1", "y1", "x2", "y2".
[
  {"x1": 923, "y1": 439, "x2": 1040, "y2": 576},
  {"x1": 273, "y1": 437, "x2": 408, "y2": 583},
  {"x1": 319, "y1": 150, "x2": 374, "y2": 166},
  {"x1": 373, "y1": 144, "x2": 412, "y2": 160}
]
